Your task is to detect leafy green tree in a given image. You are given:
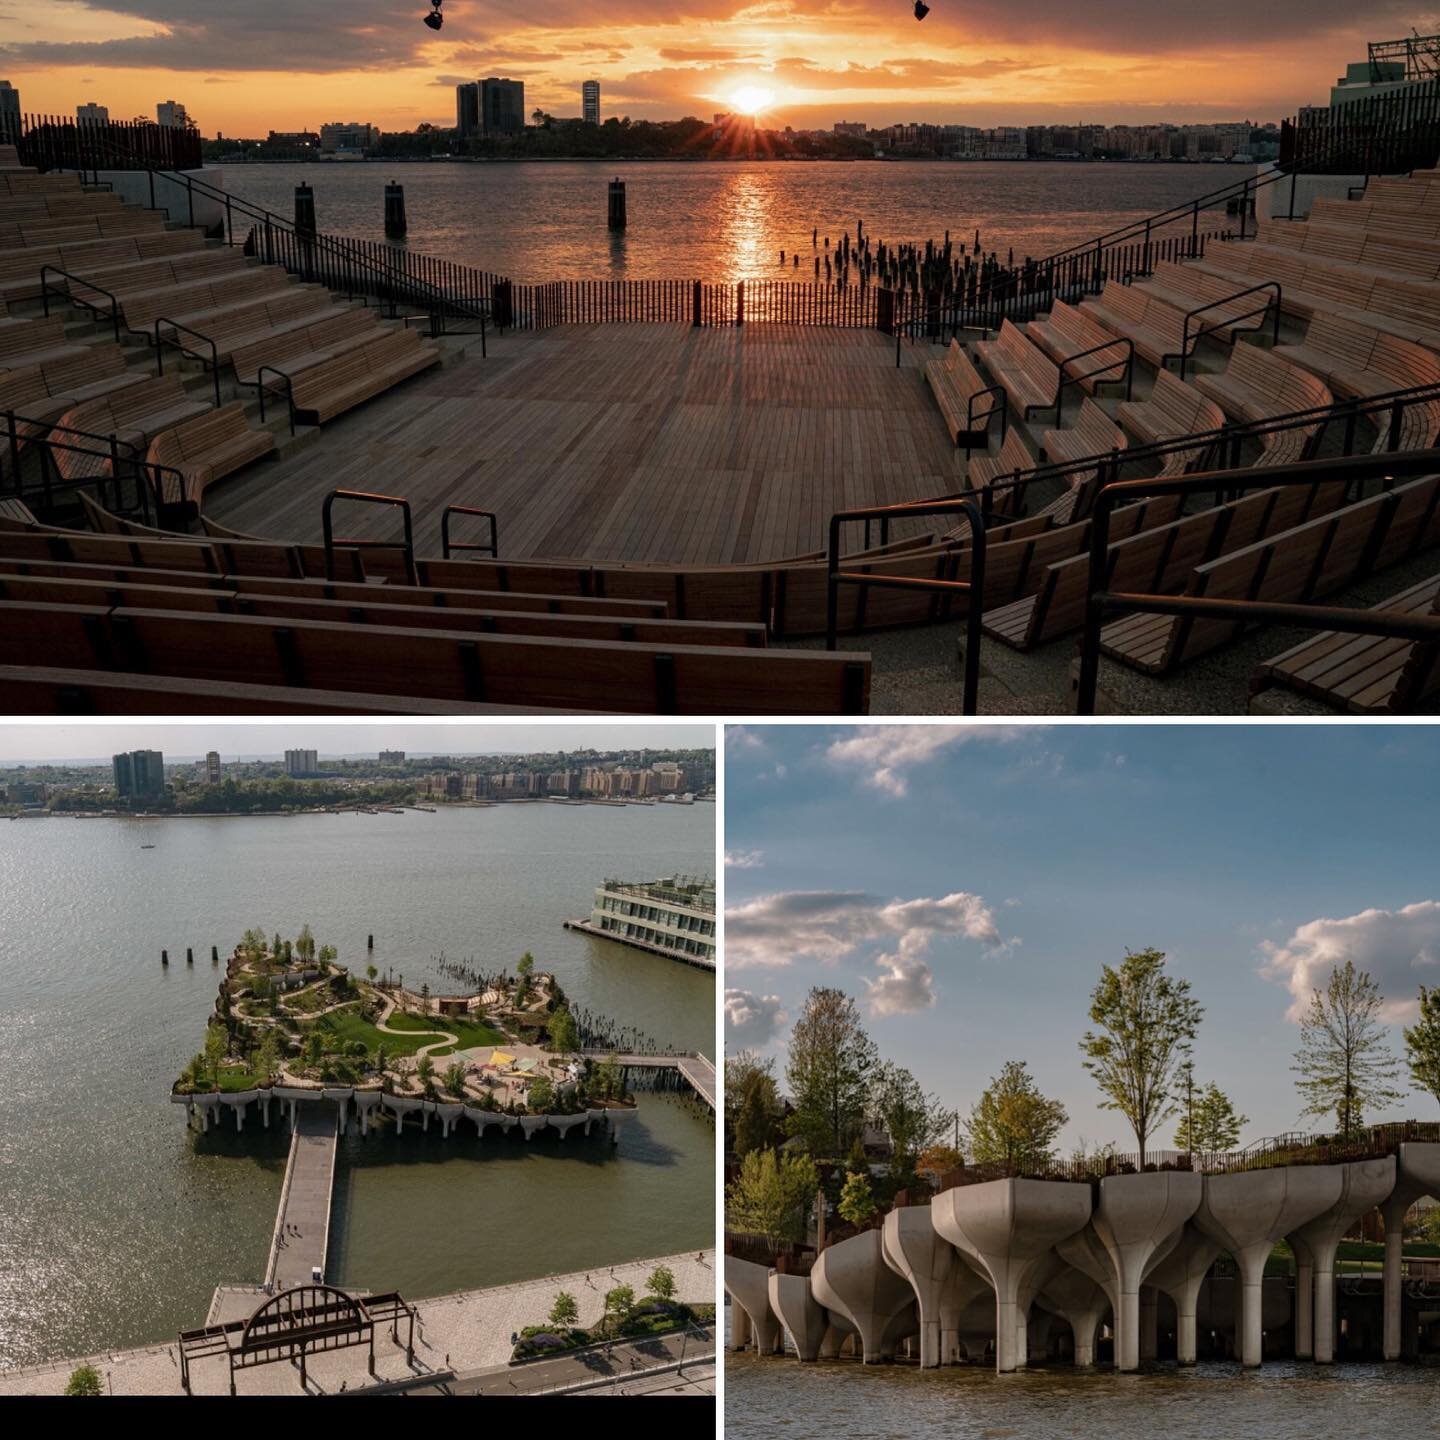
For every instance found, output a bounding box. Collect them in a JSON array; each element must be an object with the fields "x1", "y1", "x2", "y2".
[
  {"x1": 255, "y1": 1029, "x2": 281, "y2": 1083},
  {"x1": 517, "y1": 952, "x2": 535, "y2": 978},
  {"x1": 548, "y1": 1005, "x2": 579, "y2": 1053},
  {"x1": 603, "y1": 1284, "x2": 634, "y2": 1320},
  {"x1": 646, "y1": 1265, "x2": 676, "y2": 1301},
  {"x1": 785, "y1": 987, "x2": 877, "y2": 1159},
  {"x1": 916, "y1": 1143, "x2": 963, "y2": 1186},
  {"x1": 295, "y1": 925, "x2": 316, "y2": 963},
  {"x1": 64, "y1": 1364, "x2": 102, "y2": 1396},
  {"x1": 837, "y1": 1169, "x2": 877, "y2": 1227},
  {"x1": 549, "y1": 1291, "x2": 579, "y2": 1326},
  {"x1": 1403, "y1": 985, "x2": 1440, "y2": 1111},
  {"x1": 319, "y1": 945, "x2": 337, "y2": 964},
  {"x1": 869, "y1": 1060, "x2": 956, "y2": 1177},
  {"x1": 366, "y1": 965, "x2": 378, "y2": 983},
  {"x1": 1174, "y1": 1080, "x2": 1248, "y2": 1152},
  {"x1": 1080, "y1": 948, "x2": 1204, "y2": 1161},
  {"x1": 727, "y1": 1051, "x2": 784, "y2": 1156},
  {"x1": 529, "y1": 1075, "x2": 556, "y2": 1111},
  {"x1": 724, "y1": 1149, "x2": 819, "y2": 1252},
  {"x1": 967, "y1": 1059, "x2": 1068, "y2": 1173},
  {"x1": 204, "y1": 1024, "x2": 227, "y2": 1087},
  {"x1": 444, "y1": 1061, "x2": 467, "y2": 1097},
  {"x1": 593, "y1": 1053, "x2": 623, "y2": 1100},
  {"x1": 1293, "y1": 959, "x2": 1403, "y2": 1134},
  {"x1": 416, "y1": 1054, "x2": 436, "y2": 1096}
]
